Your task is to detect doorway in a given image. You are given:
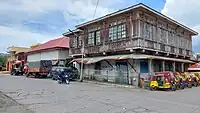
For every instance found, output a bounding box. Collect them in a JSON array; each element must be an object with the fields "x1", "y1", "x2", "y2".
[
  {"x1": 140, "y1": 61, "x2": 149, "y2": 73},
  {"x1": 116, "y1": 61, "x2": 129, "y2": 84}
]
